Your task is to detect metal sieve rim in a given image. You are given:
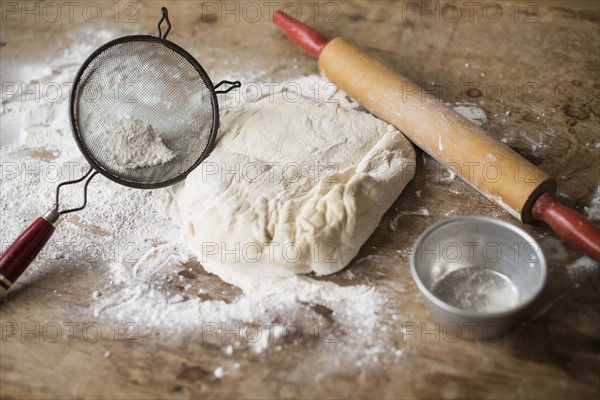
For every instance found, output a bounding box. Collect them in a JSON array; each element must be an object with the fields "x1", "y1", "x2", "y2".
[{"x1": 69, "y1": 35, "x2": 219, "y2": 190}]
